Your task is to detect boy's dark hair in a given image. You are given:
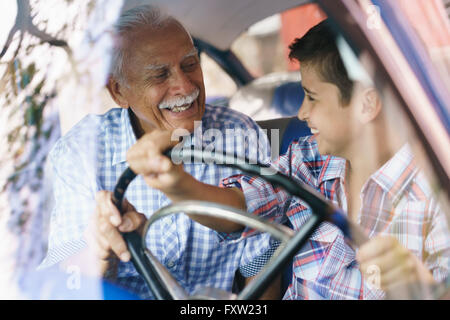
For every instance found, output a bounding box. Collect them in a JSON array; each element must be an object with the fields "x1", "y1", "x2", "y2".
[{"x1": 289, "y1": 20, "x2": 354, "y2": 105}]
